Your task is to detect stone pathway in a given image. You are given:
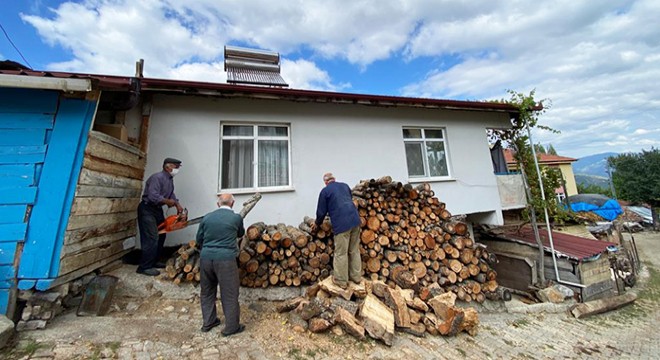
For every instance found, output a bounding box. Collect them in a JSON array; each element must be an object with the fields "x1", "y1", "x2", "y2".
[{"x1": 3, "y1": 231, "x2": 659, "y2": 360}]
